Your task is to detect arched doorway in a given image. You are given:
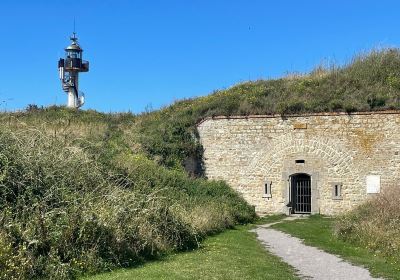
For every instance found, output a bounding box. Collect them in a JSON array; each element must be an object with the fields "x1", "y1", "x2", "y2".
[{"x1": 290, "y1": 173, "x2": 311, "y2": 214}]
